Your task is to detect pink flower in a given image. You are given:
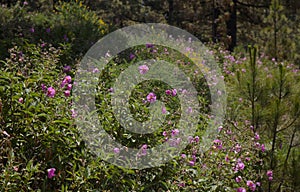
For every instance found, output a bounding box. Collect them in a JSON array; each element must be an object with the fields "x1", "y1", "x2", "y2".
[
  {"x1": 267, "y1": 170, "x2": 273, "y2": 177},
  {"x1": 129, "y1": 53, "x2": 135, "y2": 60},
  {"x1": 138, "y1": 65, "x2": 149, "y2": 74},
  {"x1": 71, "y1": 109, "x2": 77, "y2": 118},
  {"x1": 146, "y1": 43, "x2": 154, "y2": 48},
  {"x1": 268, "y1": 176, "x2": 273, "y2": 181},
  {"x1": 181, "y1": 89, "x2": 187, "y2": 94},
  {"x1": 236, "y1": 161, "x2": 245, "y2": 171},
  {"x1": 172, "y1": 89, "x2": 177, "y2": 96},
  {"x1": 225, "y1": 154, "x2": 230, "y2": 162},
  {"x1": 108, "y1": 87, "x2": 114, "y2": 93},
  {"x1": 261, "y1": 144, "x2": 266, "y2": 152},
  {"x1": 178, "y1": 182, "x2": 185, "y2": 187},
  {"x1": 171, "y1": 129, "x2": 179, "y2": 137},
  {"x1": 247, "y1": 180, "x2": 256, "y2": 191},
  {"x1": 66, "y1": 84, "x2": 72, "y2": 91},
  {"x1": 194, "y1": 136, "x2": 200, "y2": 143},
  {"x1": 255, "y1": 142, "x2": 261, "y2": 148},
  {"x1": 165, "y1": 89, "x2": 172, "y2": 95},
  {"x1": 64, "y1": 76, "x2": 72, "y2": 83},
  {"x1": 63, "y1": 65, "x2": 71, "y2": 73},
  {"x1": 213, "y1": 139, "x2": 222, "y2": 149},
  {"x1": 162, "y1": 106, "x2": 167, "y2": 114},
  {"x1": 218, "y1": 126, "x2": 223, "y2": 132},
  {"x1": 169, "y1": 138, "x2": 181, "y2": 147},
  {"x1": 235, "y1": 176, "x2": 242, "y2": 183},
  {"x1": 113, "y1": 148, "x2": 120, "y2": 154},
  {"x1": 226, "y1": 130, "x2": 232, "y2": 135},
  {"x1": 235, "y1": 144, "x2": 242, "y2": 153},
  {"x1": 41, "y1": 84, "x2": 47, "y2": 92},
  {"x1": 189, "y1": 160, "x2": 195, "y2": 166},
  {"x1": 47, "y1": 168, "x2": 56, "y2": 179},
  {"x1": 162, "y1": 131, "x2": 167, "y2": 137},
  {"x1": 187, "y1": 107, "x2": 193, "y2": 114},
  {"x1": 18, "y1": 97, "x2": 24, "y2": 103},
  {"x1": 254, "y1": 133, "x2": 260, "y2": 140},
  {"x1": 188, "y1": 136, "x2": 194, "y2": 143},
  {"x1": 146, "y1": 92, "x2": 156, "y2": 103},
  {"x1": 61, "y1": 76, "x2": 72, "y2": 88},
  {"x1": 181, "y1": 154, "x2": 186, "y2": 158},
  {"x1": 13, "y1": 166, "x2": 18, "y2": 171},
  {"x1": 64, "y1": 90, "x2": 70, "y2": 97},
  {"x1": 192, "y1": 154, "x2": 196, "y2": 162},
  {"x1": 92, "y1": 68, "x2": 99, "y2": 73},
  {"x1": 141, "y1": 144, "x2": 147, "y2": 156},
  {"x1": 236, "y1": 187, "x2": 246, "y2": 192},
  {"x1": 47, "y1": 87, "x2": 56, "y2": 98}
]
